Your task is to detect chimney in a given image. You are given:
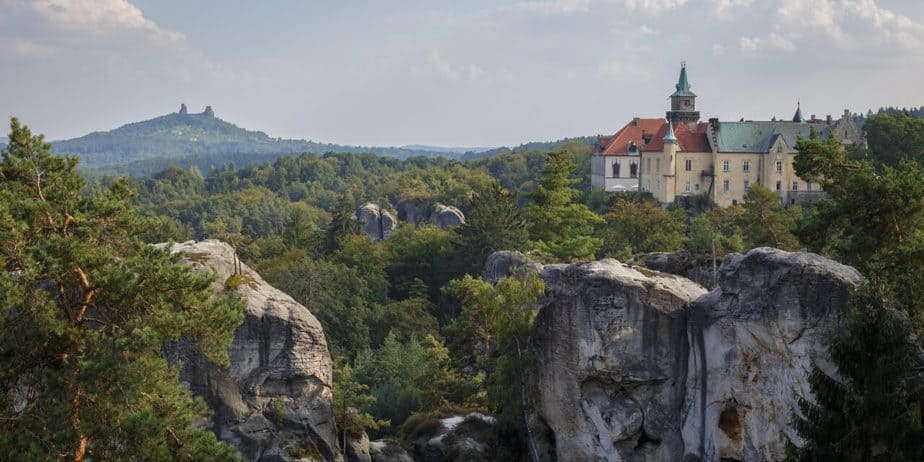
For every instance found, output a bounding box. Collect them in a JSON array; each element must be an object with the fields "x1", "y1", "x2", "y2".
[
  {"x1": 633, "y1": 117, "x2": 641, "y2": 127},
  {"x1": 709, "y1": 117, "x2": 719, "y2": 130},
  {"x1": 810, "y1": 114, "x2": 817, "y2": 122},
  {"x1": 826, "y1": 114, "x2": 832, "y2": 124}
]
